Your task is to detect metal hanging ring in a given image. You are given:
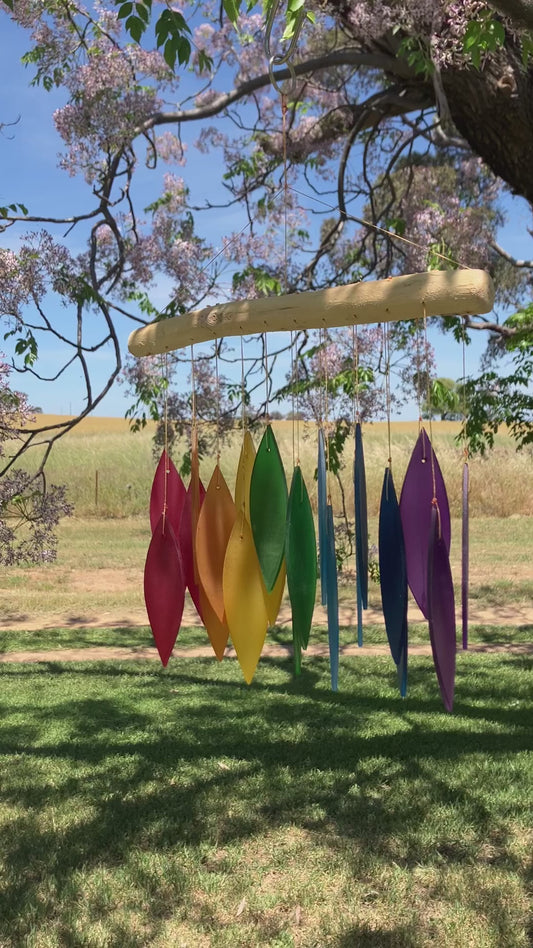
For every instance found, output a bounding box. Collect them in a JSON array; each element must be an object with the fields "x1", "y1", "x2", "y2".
[
  {"x1": 268, "y1": 56, "x2": 297, "y2": 98},
  {"x1": 264, "y1": 0, "x2": 306, "y2": 72}
]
